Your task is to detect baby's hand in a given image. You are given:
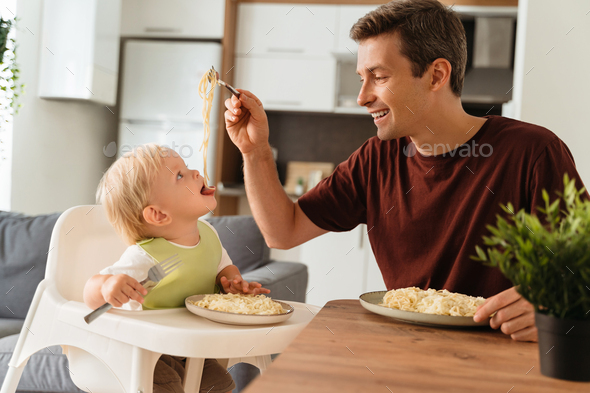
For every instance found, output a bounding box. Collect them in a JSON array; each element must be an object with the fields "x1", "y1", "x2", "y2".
[
  {"x1": 220, "y1": 276, "x2": 271, "y2": 295},
  {"x1": 101, "y1": 274, "x2": 148, "y2": 307}
]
